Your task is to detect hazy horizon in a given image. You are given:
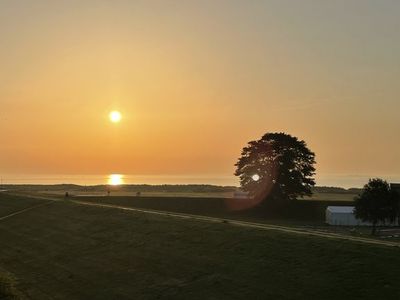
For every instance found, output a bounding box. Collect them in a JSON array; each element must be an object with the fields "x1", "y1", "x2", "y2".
[
  {"x1": 1, "y1": 1, "x2": 399, "y2": 188},
  {"x1": 1, "y1": 173, "x2": 400, "y2": 189}
]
